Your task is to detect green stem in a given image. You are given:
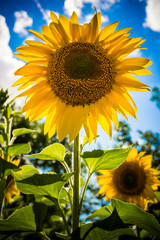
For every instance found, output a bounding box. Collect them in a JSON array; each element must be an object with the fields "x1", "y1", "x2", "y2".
[
  {"x1": 72, "y1": 134, "x2": 80, "y2": 231},
  {"x1": 79, "y1": 173, "x2": 91, "y2": 216},
  {"x1": 62, "y1": 161, "x2": 73, "y2": 188},
  {"x1": 63, "y1": 187, "x2": 73, "y2": 212},
  {"x1": 57, "y1": 204, "x2": 70, "y2": 235},
  {"x1": 41, "y1": 231, "x2": 51, "y2": 240},
  {"x1": 45, "y1": 195, "x2": 70, "y2": 235}
]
